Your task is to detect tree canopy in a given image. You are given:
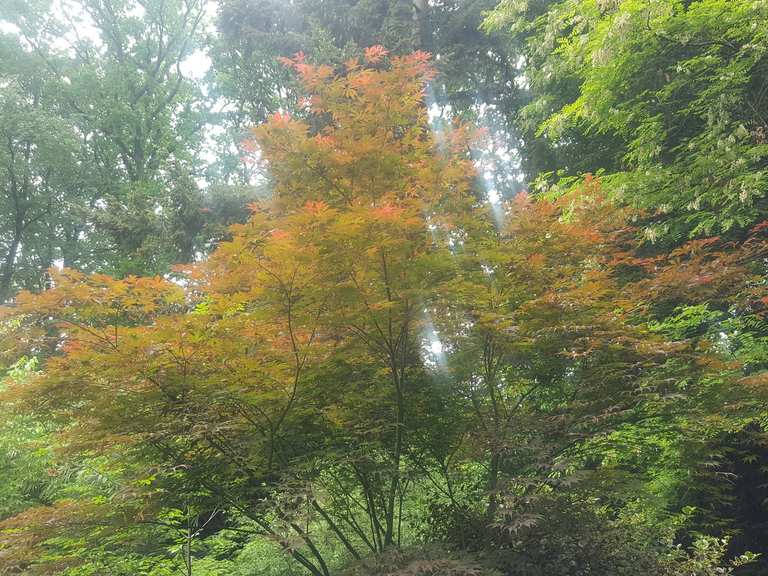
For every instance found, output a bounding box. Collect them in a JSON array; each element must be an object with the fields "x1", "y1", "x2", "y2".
[{"x1": 1, "y1": 1, "x2": 768, "y2": 575}]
